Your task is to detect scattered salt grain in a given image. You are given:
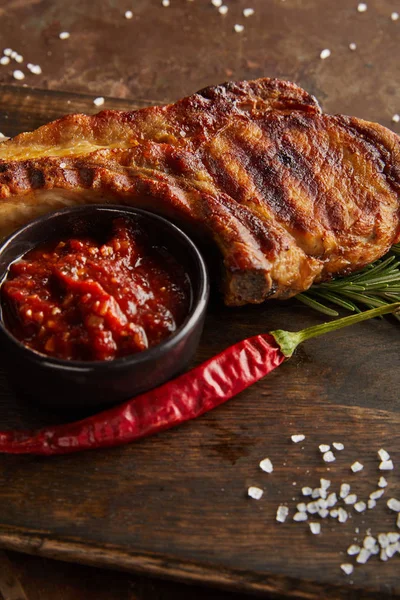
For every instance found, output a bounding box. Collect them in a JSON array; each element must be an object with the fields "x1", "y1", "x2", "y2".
[
  {"x1": 60, "y1": 162, "x2": 67, "y2": 169},
  {"x1": 293, "y1": 512, "x2": 308, "y2": 522},
  {"x1": 378, "y1": 476, "x2": 388, "y2": 488},
  {"x1": 243, "y1": 8, "x2": 255, "y2": 17},
  {"x1": 248, "y1": 486, "x2": 263, "y2": 500},
  {"x1": 93, "y1": 97, "x2": 105, "y2": 107},
  {"x1": 319, "y1": 49, "x2": 331, "y2": 60},
  {"x1": 309, "y1": 522, "x2": 321, "y2": 534},
  {"x1": 0, "y1": 56, "x2": 10, "y2": 65},
  {"x1": 340, "y1": 483, "x2": 350, "y2": 499},
  {"x1": 356, "y1": 548, "x2": 371, "y2": 563},
  {"x1": 397, "y1": 514, "x2": 400, "y2": 529},
  {"x1": 387, "y1": 498, "x2": 400, "y2": 512},
  {"x1": 162, "y1": 0, "x2": 170, "y2": 5},
  {"x1": 297, "y1": 503, "x2": 307, "y2": 512},
  {"x1": 323, "y1": 451, "x2": 335, "y2": 463},
  {"x1": 370, "y1": 489, "x2": 385, "y2": 501},
  {"x1": 380, "y1": 549, "x2": 388, "y2": 561},
  {"x1": 392, "y1": 114, "x2": 400, "y2": 124},
  {"x1": 338, "y1": 508, "x2": 348, "y2": 523},
  {"x1": 317, "y1": 498, "x2": 328, "y2": 510},
  {"x1": 10, "y1": 51, "x2": 17, "y2": 59},
  {"x1": 341, "y1": 563, "x2": 354, "y2": 575},
  {"x1": 378, "y1": 449, "x2": 391, "y2": 462},
  {"x1": 3, "y1": 48, "x2": 12, "y2": 56},
  {"x1": 391, "y1": 11, "x2": 399, "y2": 21},
  {"x1": 234, "y1": 24, "x2": 244, "y2": 32},
  {"x1": 357, "y1": 3, "x2": 367, "y2": 12},
  {"x1": 211, "y1": 0, "x2": 222, "y2": 6},
  {"x1": 330, "y1": 509, "x2": 338, "y2": 518},
  {"x1": 333, "y1": 442, "x2": 344, "y2": 451},
  {"x1": 370, "y1": 544, "x2": 380, "y2": 555},
  {"x1": 302, "y1": 487, "x2": 312, "y2": 496},
  {"x1": 386, "y1": 543, "x2": 399, "y2": 558},
  {"x1": 351, "y1": 461, "x2": 363, "y2": 473},
  {"x1": 12, "y1": 70, "x2": 24, "y2": 80},
  {"x1": 319, "y1": 444, "x2": 330, "y2": 453},
  {"x1": 347, "y1": 544, "x2": 361, "y2": 555},
  {"x1": 326, "y1": 493, "x2": 337, "y2": 507},
  {"x1": 320, "y1": 478, "x2": 331, "y2": 490},
  {"x1": 379, "y1": 460, "x2": 394, "y2": 471},
  {"x1": 344, "y1": 494, "x2": 357, "y2": 505},
  {"x1": 312, "y1": 488, "x2": 321, "y2": 499},
  {"x1": 218, "y1": 5, "x2": 228, "y2": 14},
  {"x1": 349, "y1": 42, "x2": 357, "y2": 51},
  {"x1": 318, "y1": 508, "x2": 329, "y2": 518},
  {"x1": 363, "y1": 536, "x2": 377, "y2": 550},
  {"x1": 59, "y1": 32, "x2": 70, "y2": 39},
  {"x1": 307, "y1": 502, "x2": 319, "y2": 514},
  {"x1": 354, "y1": 501, "x2": 367, "y2": 513},
  {"x1": 27, "y1": 64, "x2": 42, "y2": 75},
  {"x1": 124, "y1": 10, "x2": 133, "y2": 18},
  {"x1": 368, "y1": 499, "x2": 376, "y2": 509},
  {"x1": 378, "y1": 533, "x2": 389, "y2": 548},
  {"x1": 259, "y1": 458, "x2": 273, "y2": 473},
  {"x1": 15, "y1": 54, "x2": 23, "y2": 63},
  {"x1": 291, "y1": 434, "x2": 305, "y2": 443},
  {"x1": 388, "y1": 532, "x2": 400, "y2": 542},
  {"x1": 276, "y1": 505, "x2": 289, "y2": 523}
]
